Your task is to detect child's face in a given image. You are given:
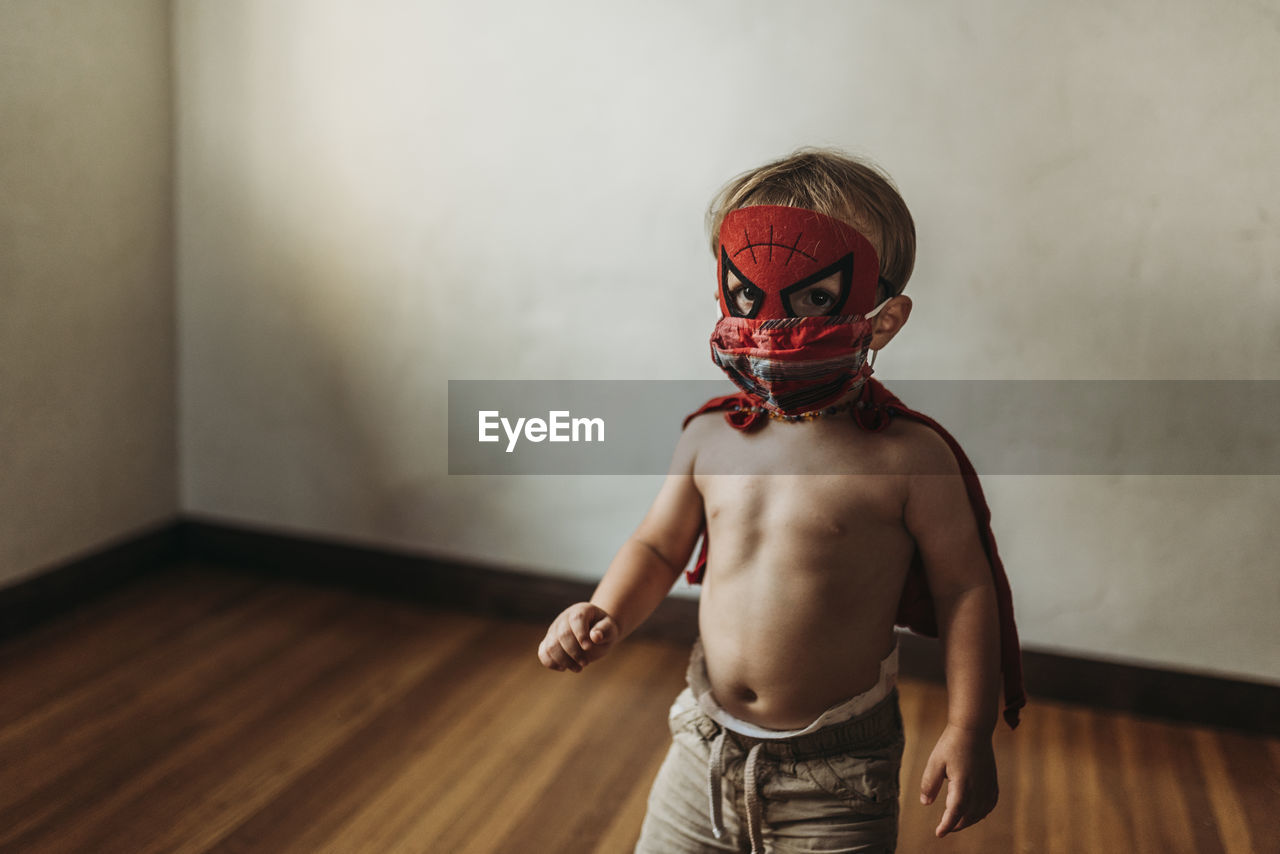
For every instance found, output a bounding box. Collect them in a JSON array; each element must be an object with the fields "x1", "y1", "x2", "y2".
[{"x1": 706, "y1": 205, "x2": 912, "y2": 415}]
